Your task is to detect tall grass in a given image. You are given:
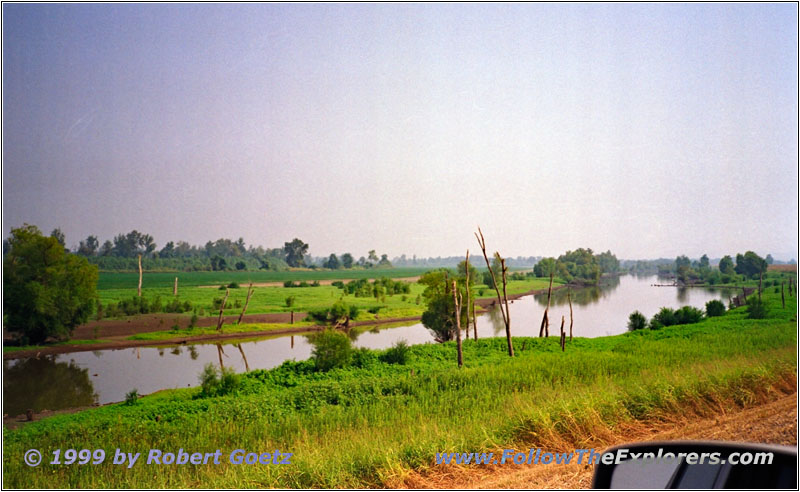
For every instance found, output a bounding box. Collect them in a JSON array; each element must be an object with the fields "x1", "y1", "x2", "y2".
[{"x1": 3, "y1": 291, "x2": 795, "y2": 488}]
